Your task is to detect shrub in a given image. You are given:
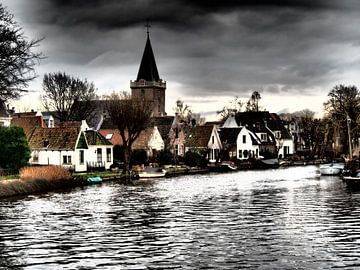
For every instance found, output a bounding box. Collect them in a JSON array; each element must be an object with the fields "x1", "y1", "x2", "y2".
[
  {"x1": 113, "y1": 144, "x2": 125, "y2": 161},
  {"x1": 0, "y1": 126, "x2": 30, "y2": 169},
  {"x1": 20, "y1": 166, "x2": 72, "y2": 181},
  {"x1": 131, "y1": 149, "x2": 148, "y2": 165},
  {"x1": 184, "y1": 150, "x2": 207, "y2": 168},
  {"x1": 156, "y1": 149, "x2": 174, "y2": 165}
]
